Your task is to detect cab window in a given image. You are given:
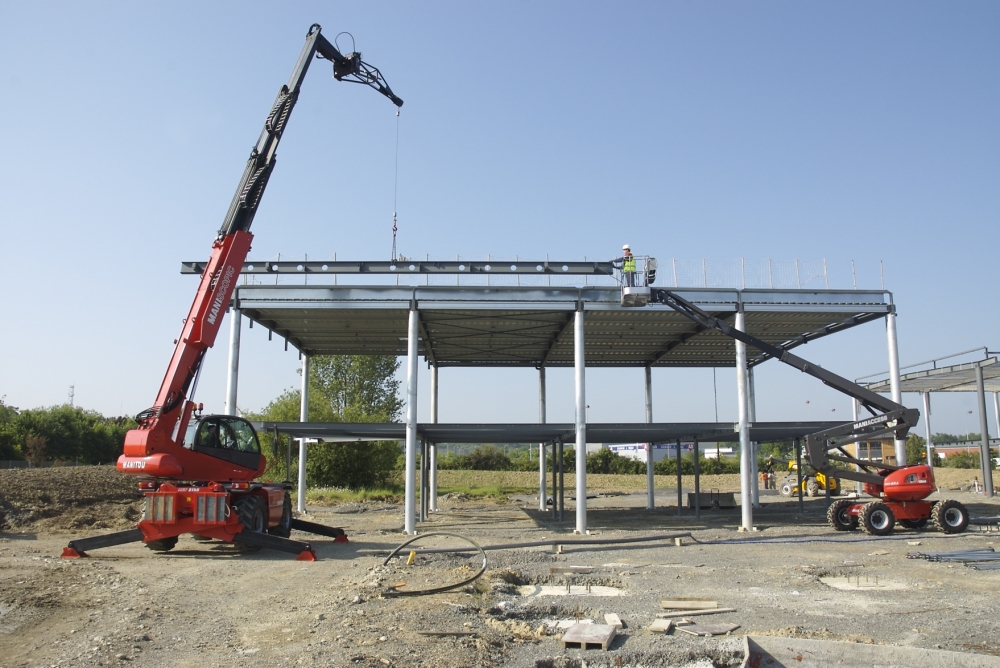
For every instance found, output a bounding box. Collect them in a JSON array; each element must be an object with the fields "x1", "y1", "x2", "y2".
[
  {"x1": 224, "y1": 418, "x2": 260, "y2": 454},
  {"x1": 195, "y1": 419, "x2": 237, "y2": 450}
]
